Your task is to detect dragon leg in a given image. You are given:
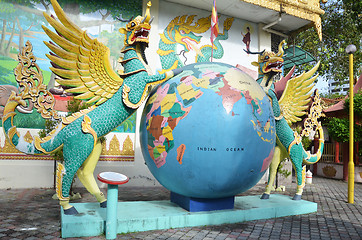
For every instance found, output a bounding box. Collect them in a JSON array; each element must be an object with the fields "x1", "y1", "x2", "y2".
[
  {"x1": 261, "y1": 146, "x2": 282, "y2": 199},
  {"x1": 289, "y1": 144, "x2": 306, "y2": 200},
  {"x1": 292, "y1": 164, "x2": 306, "y2": 200},
  {"x1": 77, "y1": 141, "x2": 107, "y2": 207},
  {"x1": 58, "y1": 134, "x2": 95, "y2": 215}
]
